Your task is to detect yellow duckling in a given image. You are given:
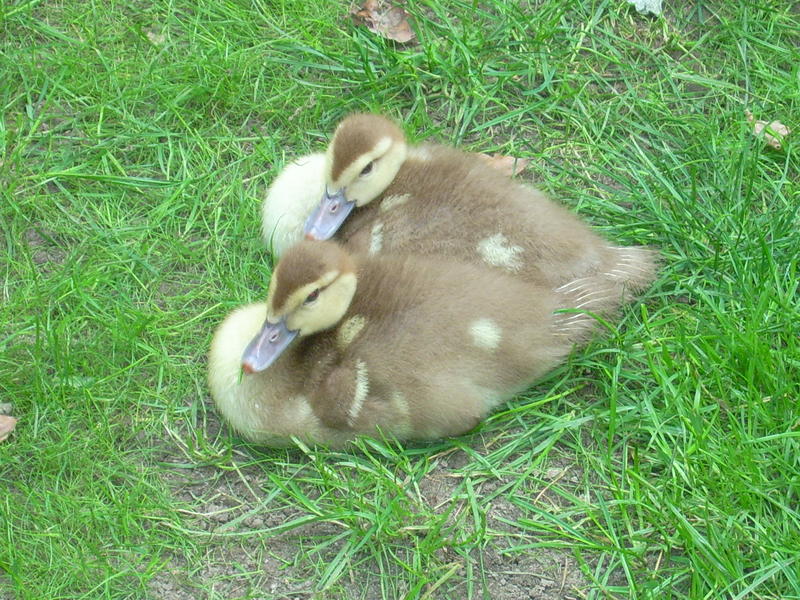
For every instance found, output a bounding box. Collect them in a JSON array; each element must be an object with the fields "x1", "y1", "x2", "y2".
[
  {"x1": 261, "y1": 153, "x2": 326, "y2": 258},
  {"x1": 209, "y1": 240, "x2": 625, "y2": 447},
  {"x1": 208, "y1": 302, "x2": 356, "y2": 447}
]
